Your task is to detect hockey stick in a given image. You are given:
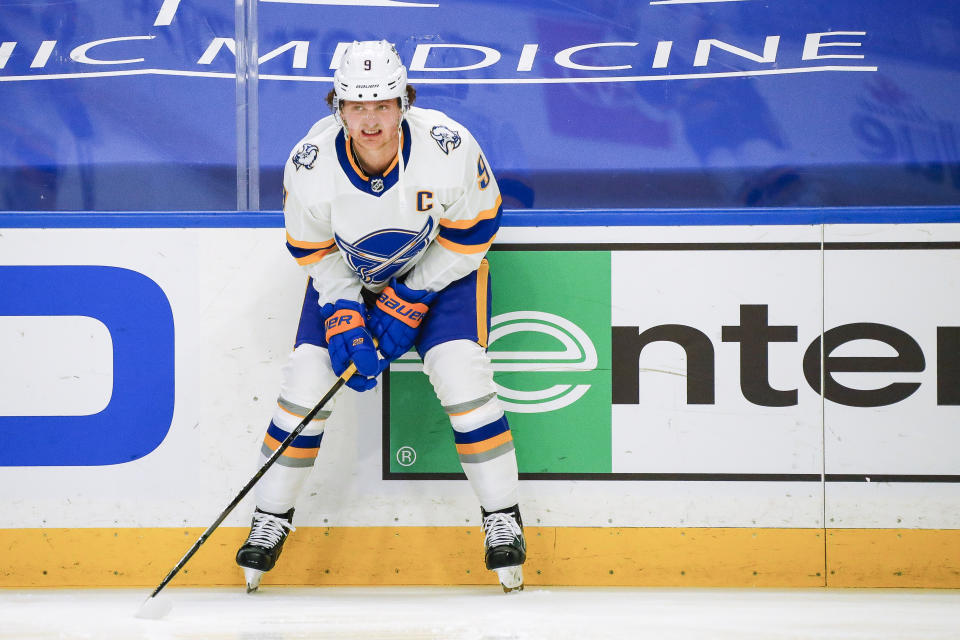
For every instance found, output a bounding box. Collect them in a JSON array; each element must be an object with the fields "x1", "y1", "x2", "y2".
[{"x1": 135, "y1": 363, "x2": 357, "y2": 619}]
